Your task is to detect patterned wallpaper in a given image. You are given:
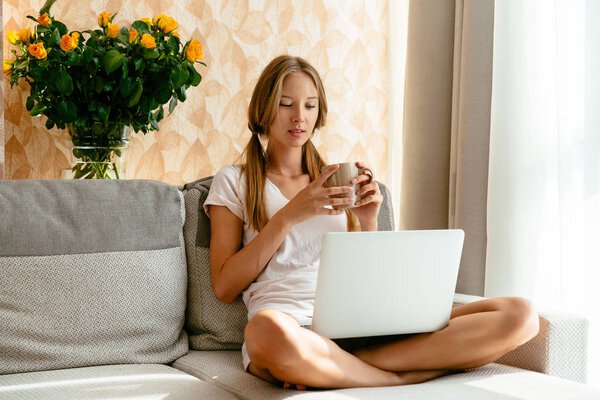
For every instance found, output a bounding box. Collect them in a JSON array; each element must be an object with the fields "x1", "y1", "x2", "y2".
[{"x1": 2, "y1": 0, "x2": 390, "y2": 185}]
